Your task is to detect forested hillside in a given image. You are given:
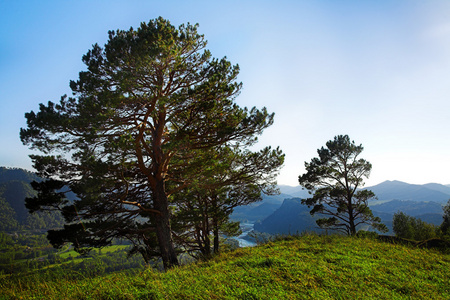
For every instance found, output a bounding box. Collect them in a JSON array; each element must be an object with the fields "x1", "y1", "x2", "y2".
[
  {"x1": 0, "y1": 167, "x2": 64, "y2": 232},
  {"x1": 253, "y1": 198, "x2": 319, "y2": 234},
  {"x1": 0, "y1": 167, "x2": 40, "y2": 183}
]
